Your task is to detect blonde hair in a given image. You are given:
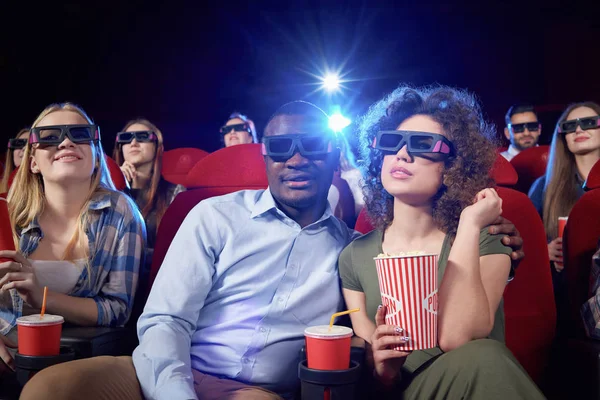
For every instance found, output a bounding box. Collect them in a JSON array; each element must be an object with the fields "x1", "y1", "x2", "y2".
[
  {"x1": 543, "y1": 101, "x2": 600, "y2": 238},
  {"x1": 7, "y1": 103, "x2": 116, "y2": 277},
  {"x1": 112, "y1": 118, "x2": 169, "y2": 232},
  {"x1": 0, "y1": 129, "x2": 29, "y2": 193}
]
